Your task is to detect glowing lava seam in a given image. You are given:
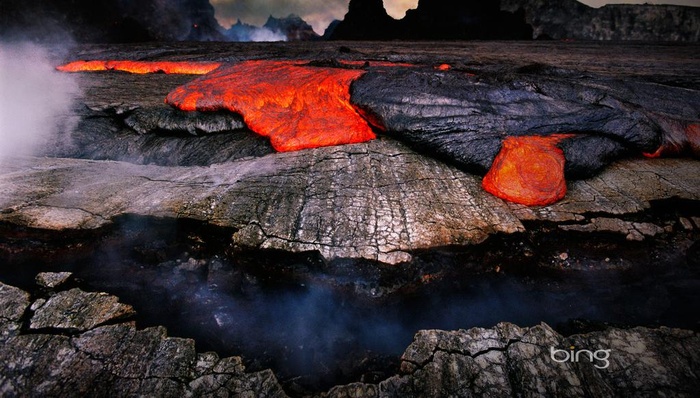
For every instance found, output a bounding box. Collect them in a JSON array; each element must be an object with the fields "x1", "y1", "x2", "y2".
[{"x1": 57, "y1": 60, "x2": 222, "y2": 75}]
